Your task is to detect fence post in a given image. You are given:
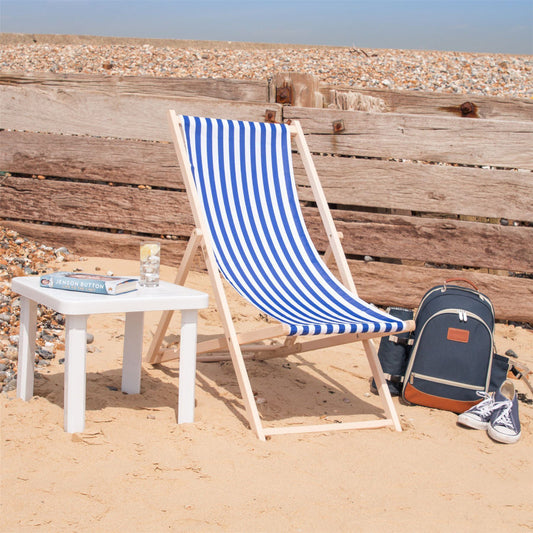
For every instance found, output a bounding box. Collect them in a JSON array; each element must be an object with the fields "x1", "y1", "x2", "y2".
[{"x1": 273, "y1": 72, "x2": 323, "y2": 108}]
